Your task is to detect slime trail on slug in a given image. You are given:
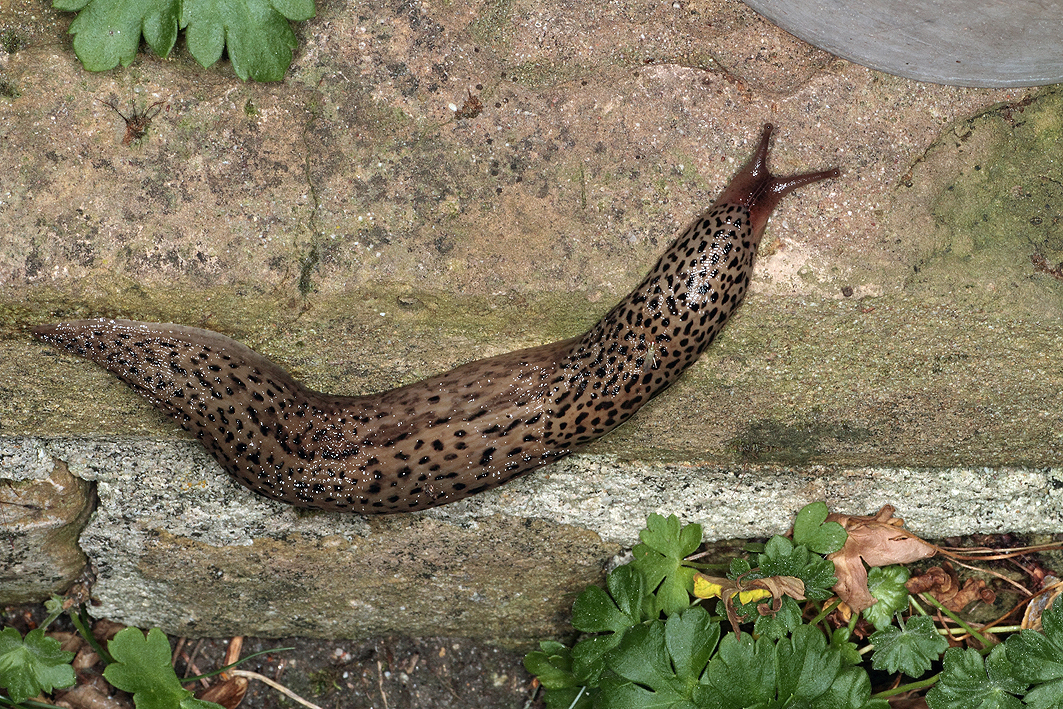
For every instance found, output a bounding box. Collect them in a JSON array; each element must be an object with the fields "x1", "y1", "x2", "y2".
[{"x1": 33, "y1": 124, "x2": 839, "y2": 514}]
